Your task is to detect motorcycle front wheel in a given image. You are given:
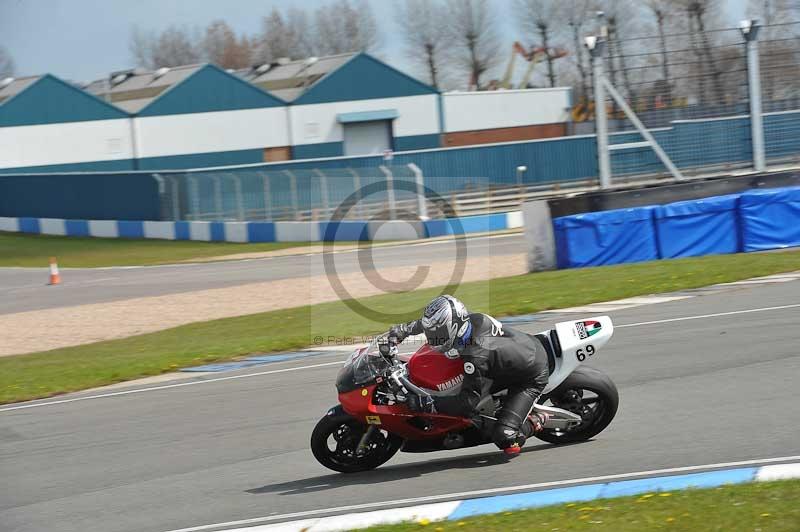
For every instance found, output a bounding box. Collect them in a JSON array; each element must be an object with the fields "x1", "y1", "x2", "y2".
[
  {"x1": 534, "y1": 365, "x2": 619, "y2": 445},
  {"x1": 310, "y1": 408, "x2": 403, "y2": 473}
]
